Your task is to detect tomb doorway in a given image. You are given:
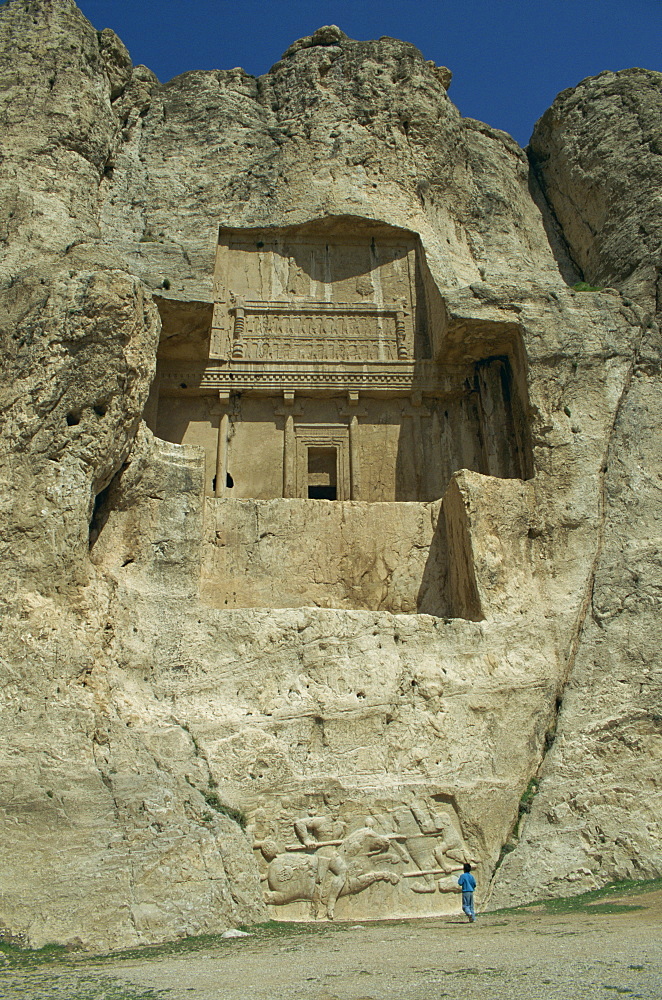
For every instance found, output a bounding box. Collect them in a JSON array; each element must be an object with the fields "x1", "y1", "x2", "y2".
[{"x1": 307, "y1": 447, "x2": 337, "y2": 500}]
